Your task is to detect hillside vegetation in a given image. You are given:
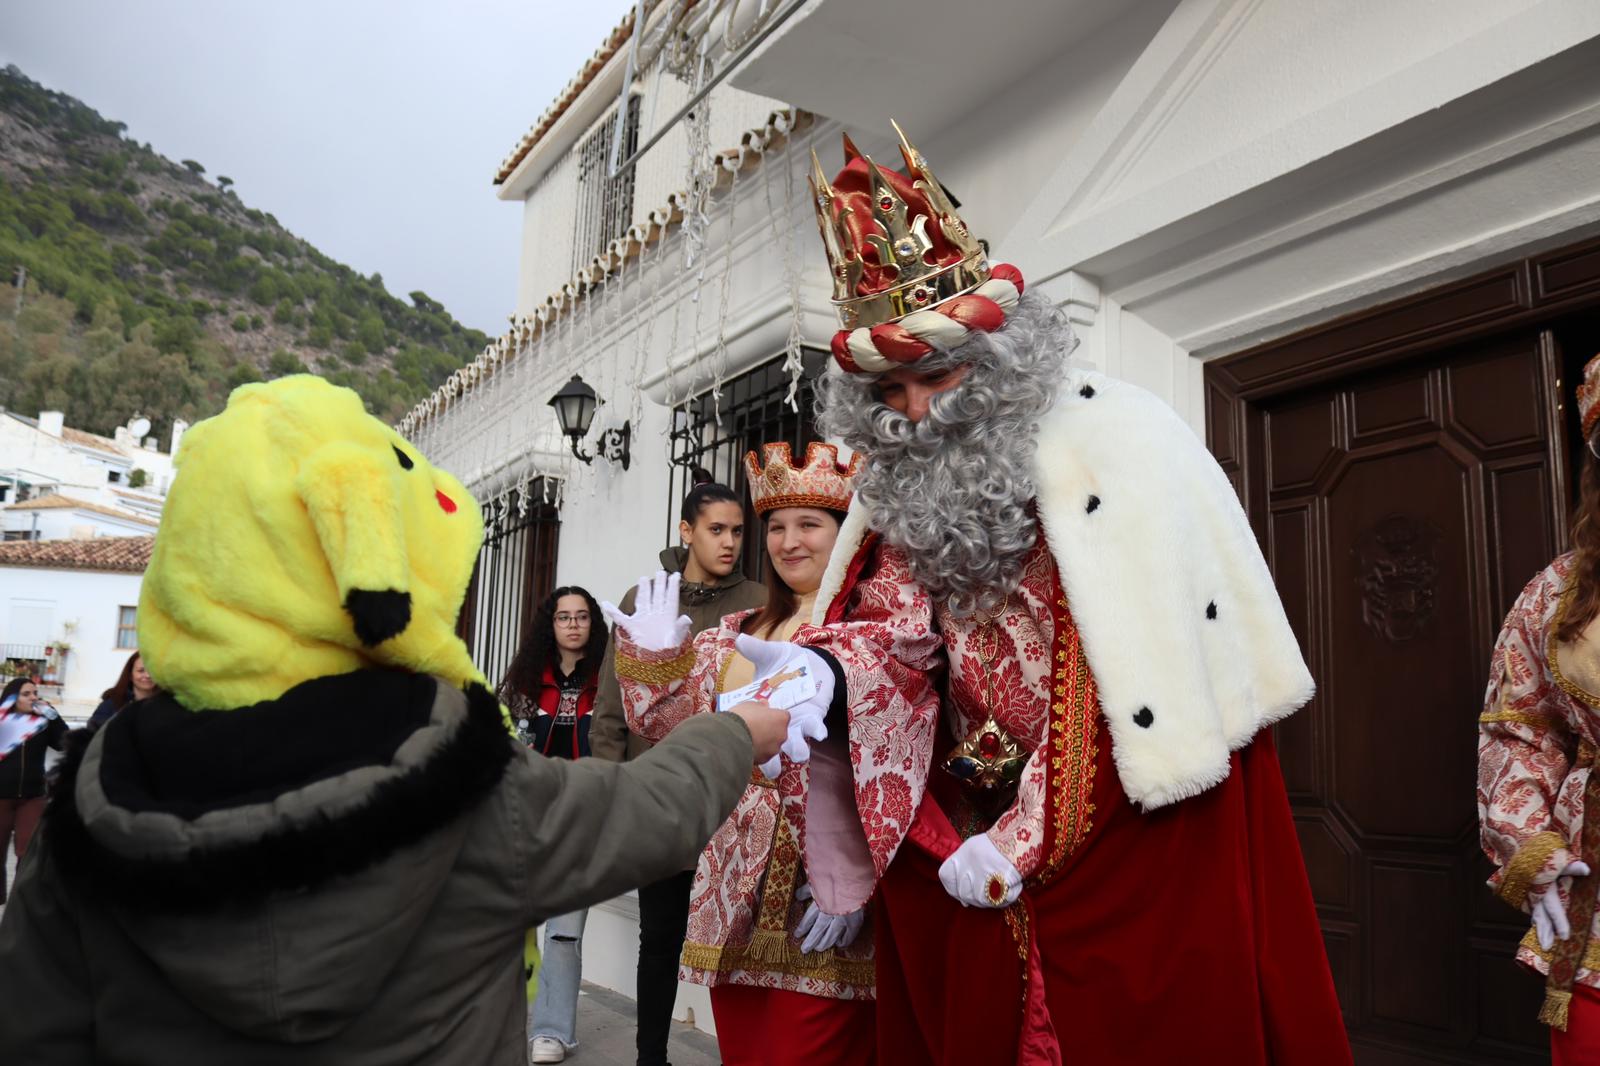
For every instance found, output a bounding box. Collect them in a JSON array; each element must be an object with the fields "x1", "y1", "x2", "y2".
[{"x1": 0, "y1": 65, "x2": 484, "y2": 438}]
